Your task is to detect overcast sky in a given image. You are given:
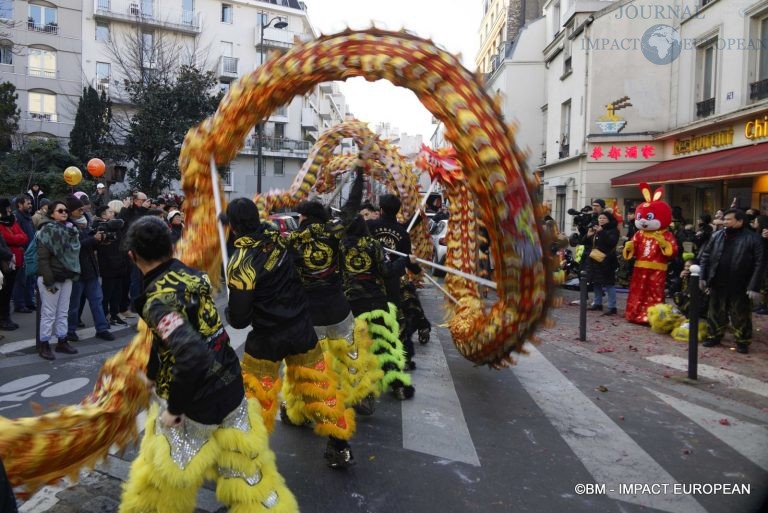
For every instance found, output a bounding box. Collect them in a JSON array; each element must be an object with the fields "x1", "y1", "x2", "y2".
[{"x1": 305, "y1": 1, "x2": 482, "y2": 141}]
